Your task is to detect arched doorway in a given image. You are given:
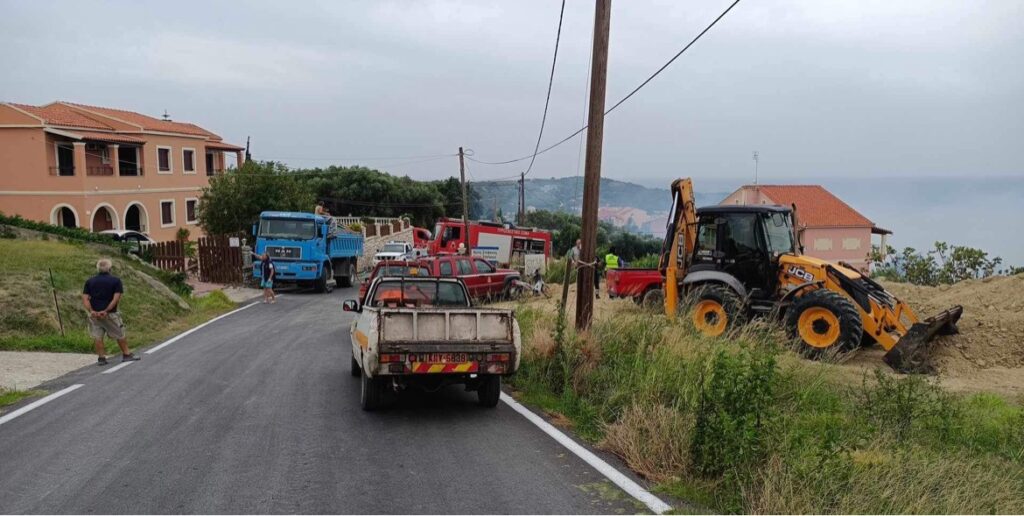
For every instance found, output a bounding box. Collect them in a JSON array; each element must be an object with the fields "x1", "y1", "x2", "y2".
[
  {"x1": 51, "y1": 205, "x2": 78, "y2": 228},
  {"x1": 91, "y1": 205, "x2": 117, "y2": 232},
  {"x1": 124, "y1": 203, "x2": 148, "y2": 233}
]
